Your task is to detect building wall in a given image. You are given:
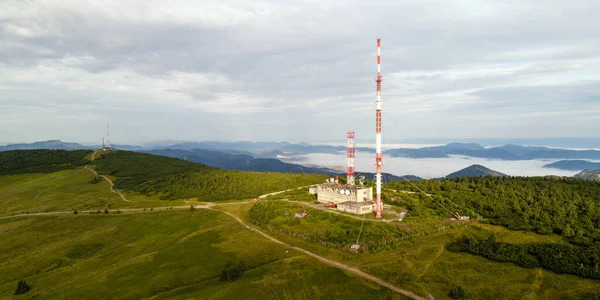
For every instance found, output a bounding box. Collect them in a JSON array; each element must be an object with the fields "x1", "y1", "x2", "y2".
[
  {"x1": 337, "y1": 204, "x2": 375, "y2": 215},
  {"x1": 316, "y1": 185, "x2": 373, "y2": 204}
]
